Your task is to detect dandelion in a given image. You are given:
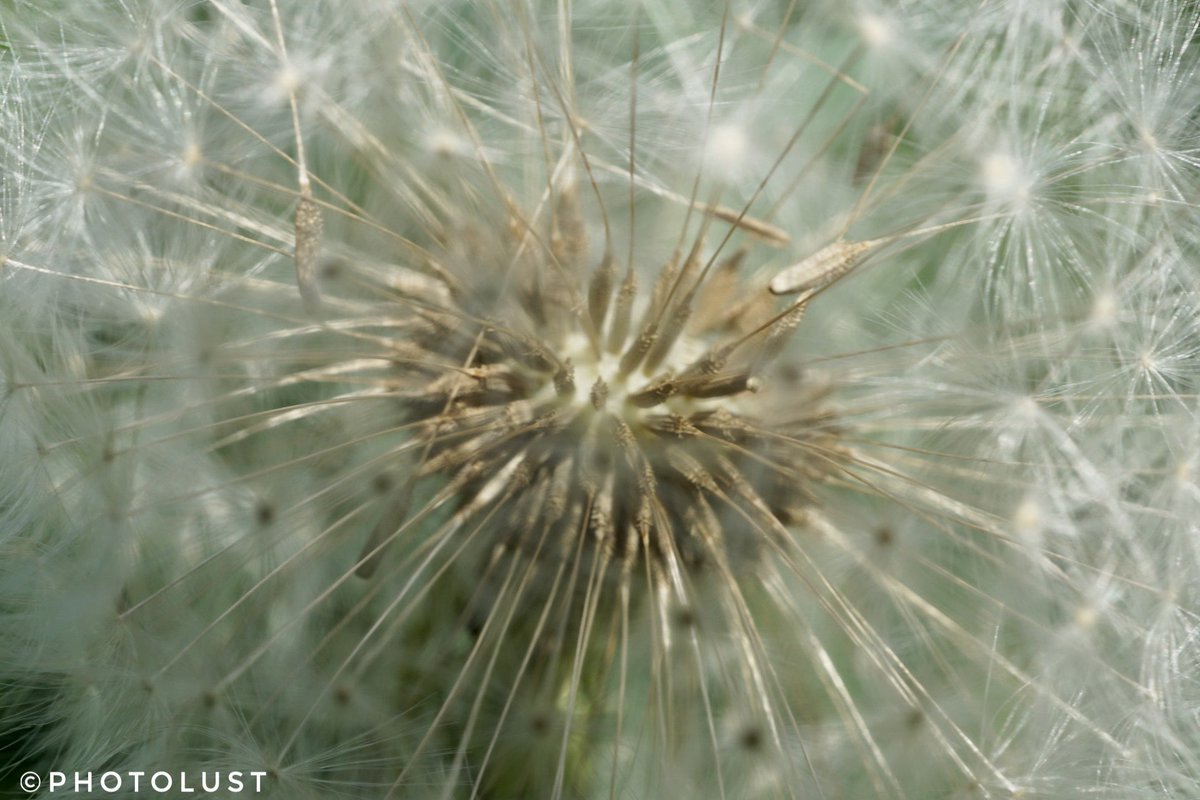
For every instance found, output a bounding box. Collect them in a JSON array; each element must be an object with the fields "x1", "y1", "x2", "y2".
[{"x1": 1, "y1": 1, "x2": 1198, "y2": 799}]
